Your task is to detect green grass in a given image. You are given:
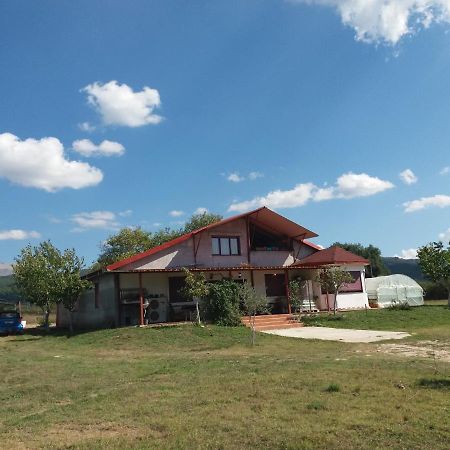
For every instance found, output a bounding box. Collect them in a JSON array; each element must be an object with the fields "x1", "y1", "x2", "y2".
[
  {"x1": 302, "y1": 304, "x2": 450, "y2": 340},
  {"x1": 0, "y1": 314, "x2": 449, "y2": 449}
]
